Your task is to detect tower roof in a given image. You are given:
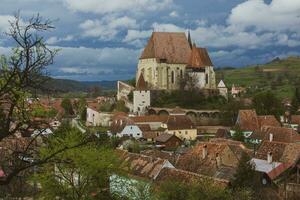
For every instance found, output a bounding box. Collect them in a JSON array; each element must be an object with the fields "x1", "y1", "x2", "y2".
[
  {"x1": 140, "y1": 32, "x2": 191, "y2": 64},
  {"x1": 187, "y1": 44, "x2": 213, "y2": 68},
  {"x1": 136, "y1": 73, "x2": 147, "y2": 90},
  {"x1": 218, "y1": 80, "x2": 226, "y2": 88}
]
